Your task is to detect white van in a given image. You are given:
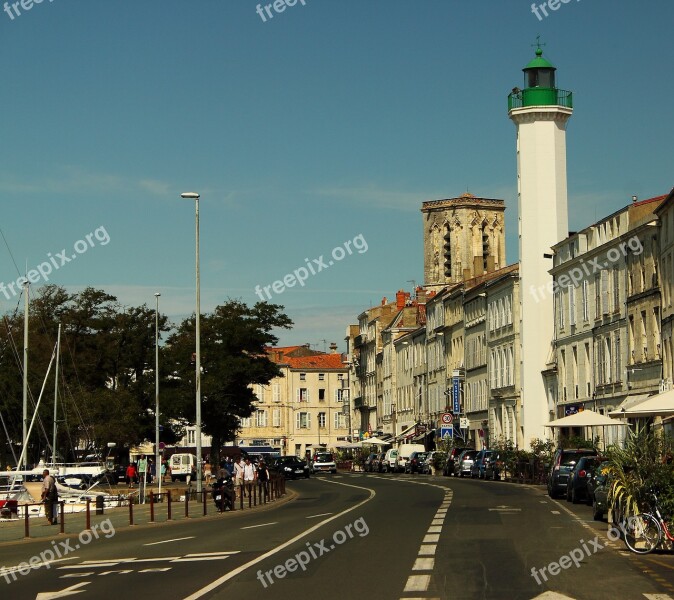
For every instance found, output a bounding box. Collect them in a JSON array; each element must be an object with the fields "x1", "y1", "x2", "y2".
[
  {"x1": 170, "y1": 453, "x2": 197, "y2": 482},
  {"x1": 395, "y1": 444, "x2": 426, "y2": 473}
]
